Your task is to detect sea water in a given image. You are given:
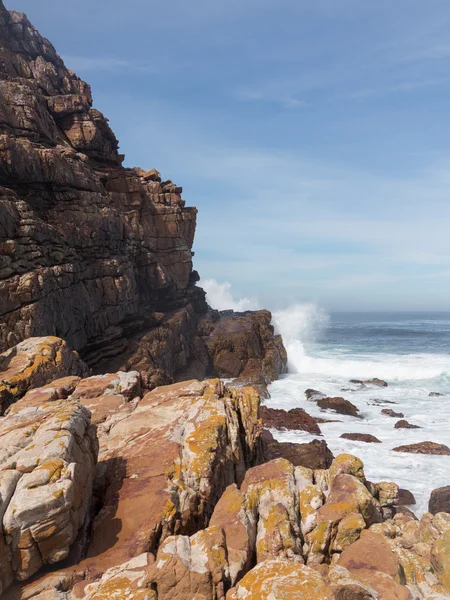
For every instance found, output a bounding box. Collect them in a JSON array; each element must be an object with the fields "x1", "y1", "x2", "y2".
[{"x1": 269, "y1": 308, "x2": 450, "y2": 515}]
